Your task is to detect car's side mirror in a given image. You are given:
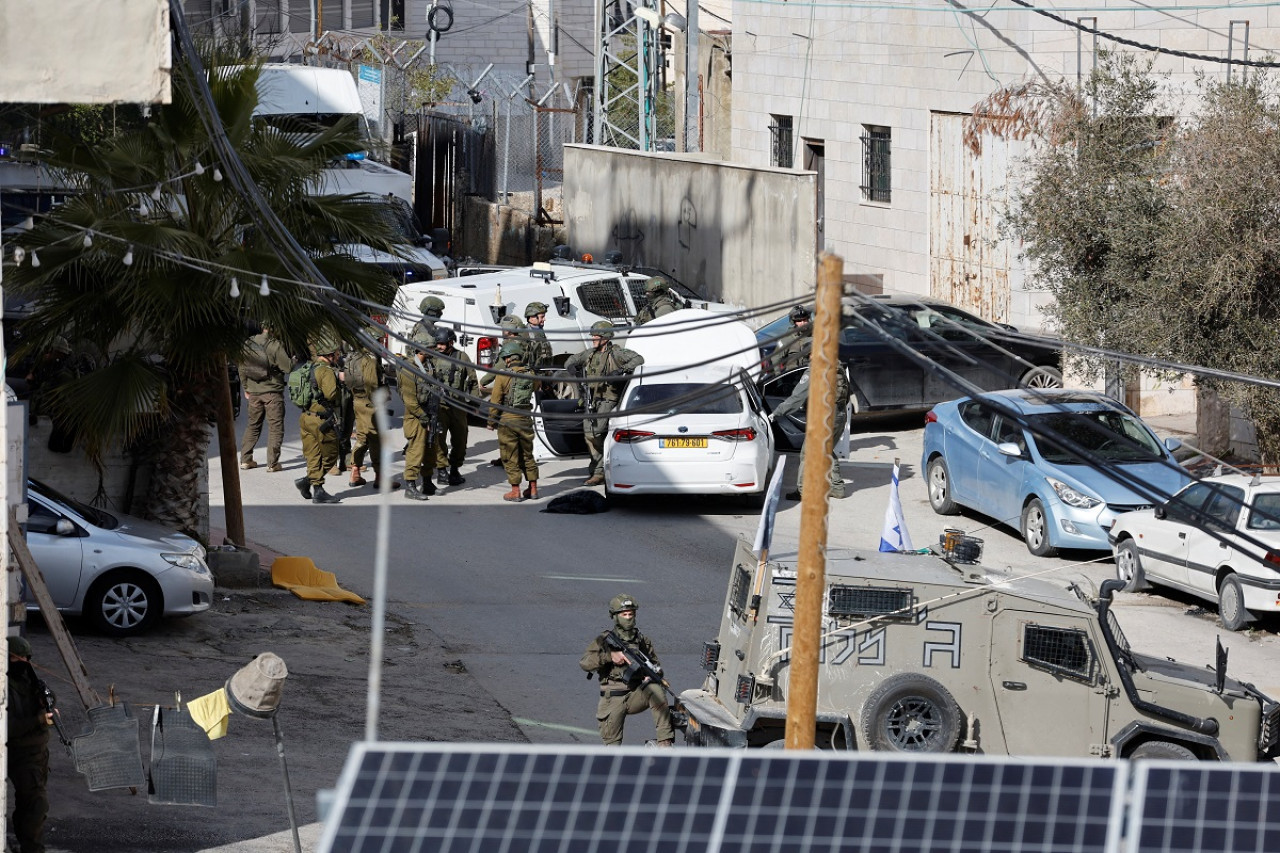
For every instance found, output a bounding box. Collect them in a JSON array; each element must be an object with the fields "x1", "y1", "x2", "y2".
[
  {"x1": 1164, "y1": 437, "x2": 1182, "y2": 452},
  {"x1": 55, "y1": 518, "x2": 75, "y2": 536},
  {"x1": 996, "y1": 441, "x2": 1023, "y2": 458},
  {"x1": 1154, "y1": 505, "x2": 1167, "y2": 520}
]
